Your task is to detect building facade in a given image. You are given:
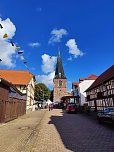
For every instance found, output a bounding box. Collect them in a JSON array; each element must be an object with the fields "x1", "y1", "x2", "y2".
[
  {"x1": 0, "y1": 78, "x2": 26, "y2": 123},
  {"x1": 72, "y1": 75, "x2": 98, "y2": 105},
  {"x1": 53, "y1": 51, "x2": 67, "y2": 102},
  {"x1": 86, "y1": 65, "x2": 114, "y2": 111},
  {"x1": 0, "y1": 70, "x2": 36, "y2": 111}
]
